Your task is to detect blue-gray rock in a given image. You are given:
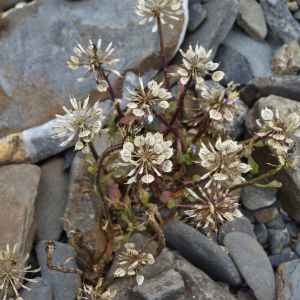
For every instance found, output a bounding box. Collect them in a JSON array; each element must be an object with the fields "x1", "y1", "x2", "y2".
[
  {"x1": 276, "y1": 259, "x2": 300, "y2": 299},
  {"x1": 242, "y1": 207, "x2": 256, "y2": 223},
  {"x1": 286, "y1": 222, "x2": 299, "y2": 238},
  {"x1": 218, "y1": 216, "x2": 256, "y2": 245},
  {"x1": 224, "y1": 232, "x2": 276, "y2": 300},
  {"x1": 19, "y1": 277, "x2": 52, "y2": 300},
  {"x1": 268, "y1": 228, "x2": 291, "y2": 255},
  {"x1": 223, "y1": 30, "x2": 274, "y2": 77},
  {"x1": 280, "y1": 209, "x2": 292, "y2": 222},
  {"x1": 241, "y1": 185, "x2": 277, "y2": 210},
  {"x1": 269, "y1": 251, "x2": 299, "y2": 267},
  {"x1": 163, "y1": 219, "x2": 242, "y2": 286},
  {"x1": 266, "y1": 213, "x2": 285, "y2": 229},
  {"x1": 215, "y1": 44, "x2": 253, "y2": 86},
  {"x1": 36, "y1": 241, "x2": 81, "y2": 300},
  {"x1": 237, "y1": 290, "x2": 256, "y2": 300},
  {"x1": 254, "y1": 223, "x2": 268, "y2": 245},
  {"x1": 260, "y1": 0, "x2": 300, "y2": 44},
  {"x1": 282, "y1": 247, "x2": 292, "y2": 254},
  {"x1": 35, "y1": 156, "x2": 69, "y2": 241},
  {"x1": 292, "y1": 237, "x2": 300, "y2": 256},
  {"x1": 188, "y1": 3, "x2": 207, "y2": 32},
  {"x1": 0, "y1": 0, "x2": 26, "y2": 11}
]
